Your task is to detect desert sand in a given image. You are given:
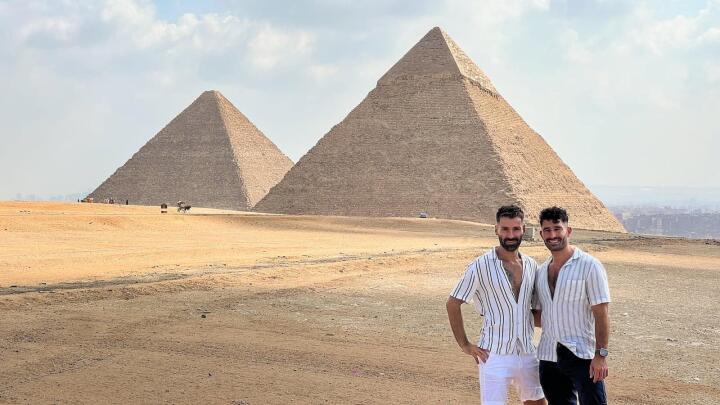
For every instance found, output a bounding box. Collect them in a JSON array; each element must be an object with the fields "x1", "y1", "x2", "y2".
[{"x1": 1, "y1": 201, "x2": 718, "y2": 404}]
